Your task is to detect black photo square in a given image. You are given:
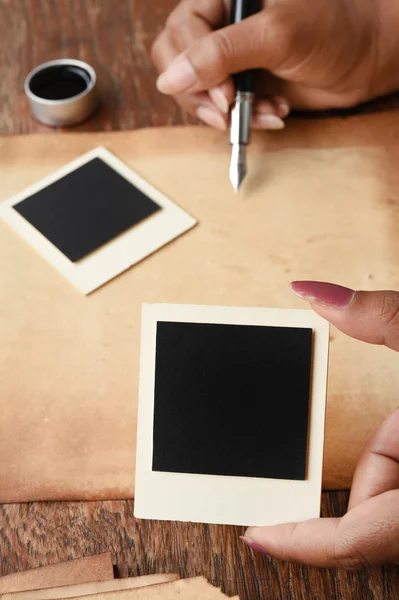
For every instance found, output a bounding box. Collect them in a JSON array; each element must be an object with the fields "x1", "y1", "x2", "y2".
[
  {"x1": 13, "y1": 157, "x2": 161, "y2": 262},
  {"x1": 153, "y1": 321, "x2": 313, "y2": 481}
]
